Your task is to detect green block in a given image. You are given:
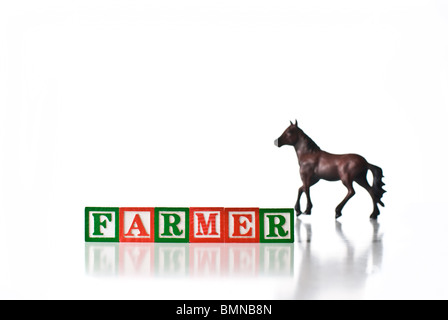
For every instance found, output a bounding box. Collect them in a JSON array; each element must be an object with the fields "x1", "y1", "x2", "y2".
[
  {"x1": 154, "y1": 207, "x2": 190, "y2": 243},
  {"x1": 259, "y1": 208, "x2": 294, "y2": 243},
  {"x1": 85, "y1": 207, "x2": 119, "y2": 242}
]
